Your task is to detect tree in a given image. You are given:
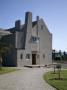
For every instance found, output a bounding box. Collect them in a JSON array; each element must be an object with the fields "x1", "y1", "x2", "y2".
[
  {"x1": 59, "y1": 50, "x2": 62, "y2": 59},
  {"x1": 0, "y1": 42, "x2": 12, "y2": 67},
  {"x1": 63, "y1": 51, "x2": 67, "y2": 60},
  {"x1": 52, "y1": 50, "x2": 56, "y2": 62},
  {"x1": 53, "y1": 65, "x2": 56, "y2": 73}
]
